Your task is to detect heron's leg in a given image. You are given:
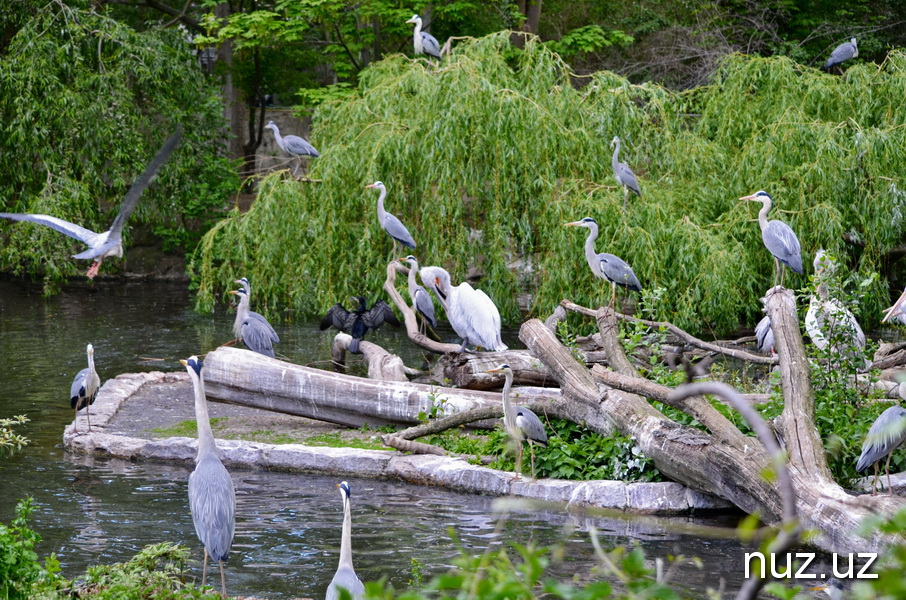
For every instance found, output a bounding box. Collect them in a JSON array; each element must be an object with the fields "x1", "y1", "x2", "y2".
[
  {"x1": 73, "y1": 407, "x2": 79, "y2": 433},
  {"x1": 528, "y1": 440, "x2": 537, "y2": 480},
  {"x1": 514, "y1": 443, "x2": 523, "y2": 478},
  {"x1": 885, "y1": 453, "x2": 894, "y2": 496},
  {"x1": 871, "y1": 462, "x2": 879, "y2": 496},
  {"x1": 202, "y1": 549, "x2": 209, "y2": 586},
  {"x1": 86, "y1": 404, "x2": 91, "y2": 432},
  {"x1": 219, "y1": 560, "x2": 227, "y2": 598},
  {"x1": 86, "y1": 260, "x2": 101, "y2": 280},
  {"x1": 623, "y1": 188, "x2": 629, "y2": 209}
]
